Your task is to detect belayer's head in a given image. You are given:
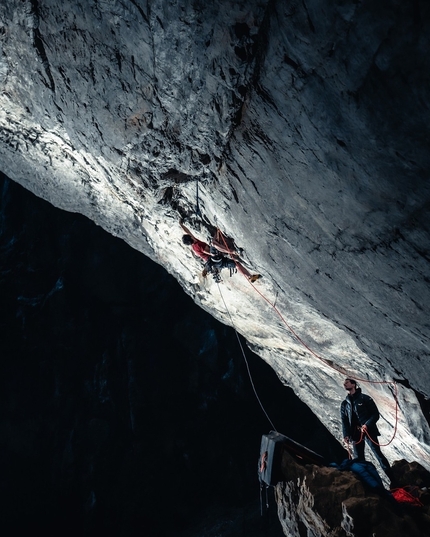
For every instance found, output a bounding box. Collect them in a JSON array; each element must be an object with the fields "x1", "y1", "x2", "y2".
[
  {"x1": 182, "y1": 234, "x2": 194, "y2": 245},
  {"x1": 343, "y1": 378, "x2": 357, "y2": 393}
]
